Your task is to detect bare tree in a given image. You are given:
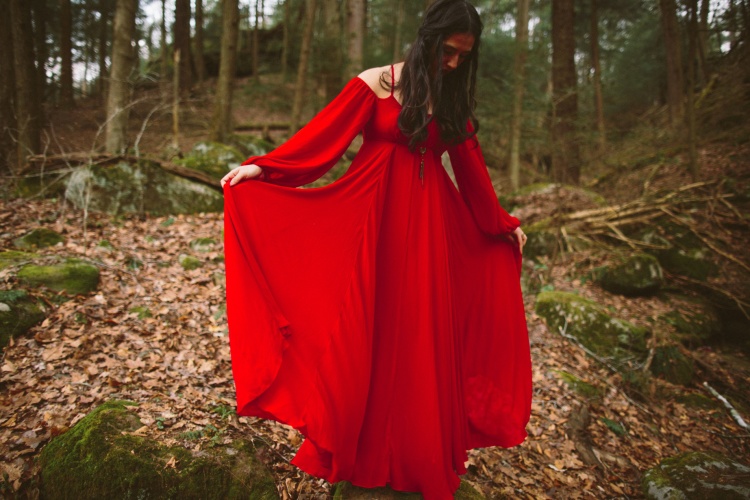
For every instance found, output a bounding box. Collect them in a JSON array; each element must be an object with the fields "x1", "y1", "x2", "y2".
[
  {"x1": 195, "y1": 0, "x2": 206, "y2": 84},
  {"x1": 346, "y1": 0, "x2": 365, "y2": 77},
  {"x1": 0, "y1": 0, "x2": 17, "y2": 173},
  {"x1": 60, "y1": 0, "x2": 75, "y2": 108},
  {"x1": 659, "y1": 0, "x2": 684, "y2": 128},
  {"x1": 551, "y1": 0, "x2": 579, "y2": 185},
  {"x1": 322, "y1": 0, "x2": 342, "y2": 101},
  {"x1": 291, "y1": 0, "x2": 317, "y2": 132},
  {"x1": 10, "y1": 0, "x2": 41, "y2": 164},
  {"x1": 98, "y1": 0, "x2": 112, "y2": 99},
  {"x1": 174, "y1": 0, "x2": 192, "y2": 94},
  {"x1": 211, "y1": 0, "x2": 240, "y2": 142},
  {"x1": 105, "y1": 0, "x2": 138, "y2": 153},
  {"x1": 509, "y1": 0, "x2": 530, "y2": 190},
  {"x1": 590, "y1": 0, "x2": 605, "y2": 151},
  {"x1": 281, "y1": 0, "x2": 290, "y2": 81}
]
